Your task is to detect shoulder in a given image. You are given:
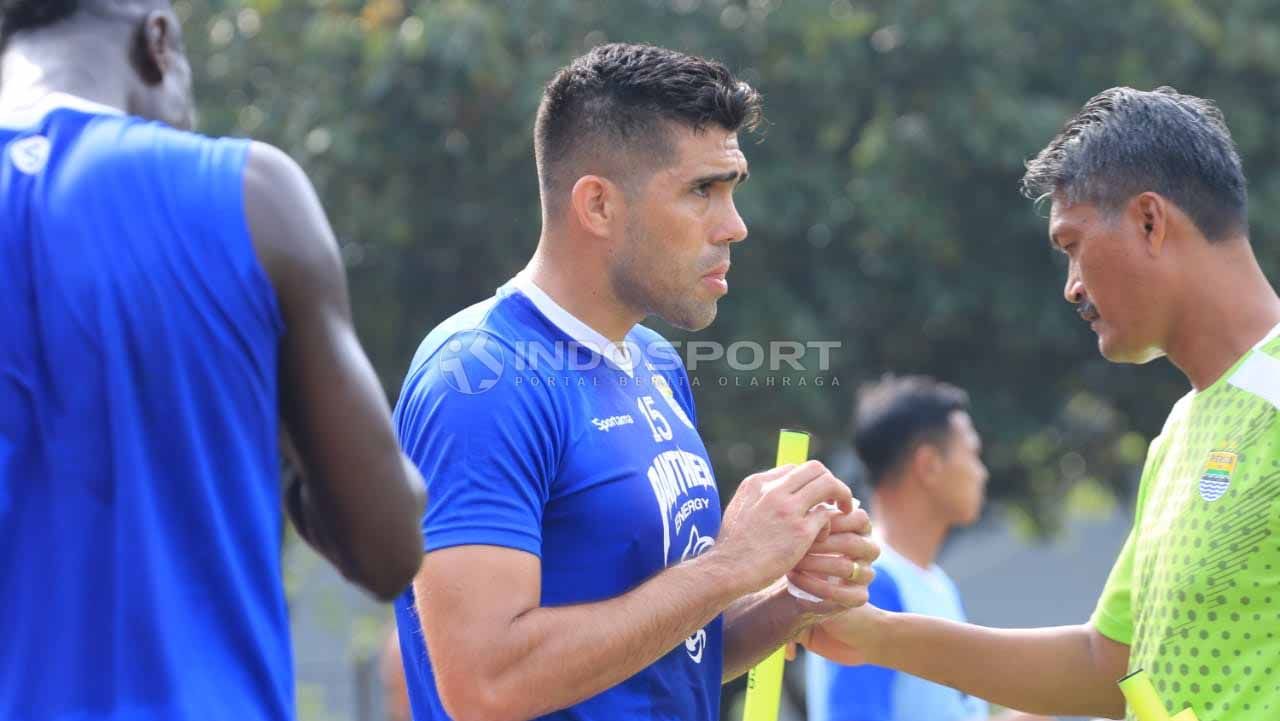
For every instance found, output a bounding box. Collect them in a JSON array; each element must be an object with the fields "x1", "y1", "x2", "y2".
[
  {"x1": 397, "y1": 292, "x2": 569, "y2": 425},
  {"x1": 242, "y1": 140, "x2": 305, "y2": 195},
  {"x1": 237, "y1": 141, "x2": 343, "y2": 296},
  {"x1": 51, "y1": 114, "x2": 246, "y2": 194},
  {"x1": 88, "y1": 114, "x2": 246, "y2": 167},
  {"x1": 402, "y1": 292, "x2": 556, "y2": 384}
]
